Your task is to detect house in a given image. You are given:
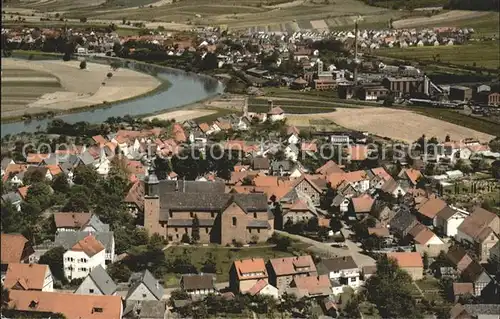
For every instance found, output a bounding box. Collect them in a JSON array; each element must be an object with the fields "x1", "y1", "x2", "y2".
[
  {"x1": 379, "y1": 178, "x2": 407, "y2": 198},
  {"x1": 229, "y1": 258, "x2": 268, "y2": 294},
  {"x1": 387, "y1": 252, "x2": 424, "y2": 280},
  {"x1": 53, "y1": 212, "x2": 109, "y2": 233},
  {"x1": 267, "y1": 105, "x2": 285, "y2": 122},
  {"x1": 143, "y1": 177, "x2": 273, "y2": 245},
  {"x1": 63, "y1": 235, "x2": 106, "y2": 280},
  {"x1": 456, "y1": 207, "x2": 499, "y2": 262},
  {"x1": 453, "y1": 282, "x2": 474, "y2": 301},
  {"x1": 349, "y1": 194, "x2": 375, "y2": 220},
  {"x1": 4, "y1": 263, "x2": 53, "y2": 292},
  {"x1": 489, "y1": 241, "x2": 500, "y2": 266},
  {"x1": 317, "y1": 256, "x2": 361, "y2": 294},
  {"x1": 267, "y1": 255, "x2": 317, "y2": 295},
  {"x1": 462, "y1": 261, "x2": 493, "y2": 297},
  {"x1": 435, "y1": 206, "x2": 467, "y2": 237},
  {"x1": 126, "y1": 270, "x2": 164, "y2": 301},
  {"x1": 75, "y1": 265, "x2": 117, "y2": 296},
  {"x1": 388, "y1": 208, "x2": 419, "y2": 238},
  {"x1": 449, "y1": 303, "x2": 500, "y2": 319},
  {"x1": 408, "y1": 223, "x2": 444, "y2": 254},
  {"x1": 180, "y1": 274, "x2": 216, "y2": 296},
  {"x1": 290, "y1": 174, "x2": 324, "y2": 206},
  {"x1": 331, "y1": 194, "x2": 350, "y2": 214},
  {"x1": 1, "y1": 192, "x2": 22, "y2": 211},
  {"x1": 123, "y1": 300, "x2": 167, "y2": 319},
  {"x1": 415, "y1": 197, "x2": 448, "y2": 226},
  {"x1": 316, "y1": 160, "x2": 344, "y2": 175},
  {"x1": 6, "y1": 290, "x2": 123, "y2": 319},
  {"x1": 252, "y1": 157, "x2": 270, "y2": 172},
  {"x1": 55, "y1": 231, "x2": 115, "y2": 264},
  {"x1": 398, "y1": 168, "x2": 422, "y2": 186},
  {"x1": 288, "y1": 275, "x2": 332, "y2": 298},
  {"x1": 270, "y1": 160, "x2": 293, "y2": 176},
  {"x1": 446, "y1": 246, "x2": 473, "y2": 274},
  {"x1": 247, "y1": 279, "x2": 279, "y2": 299},
  {"x1": 0, "y1": 234, "x2": 34, "y2": 271}
]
